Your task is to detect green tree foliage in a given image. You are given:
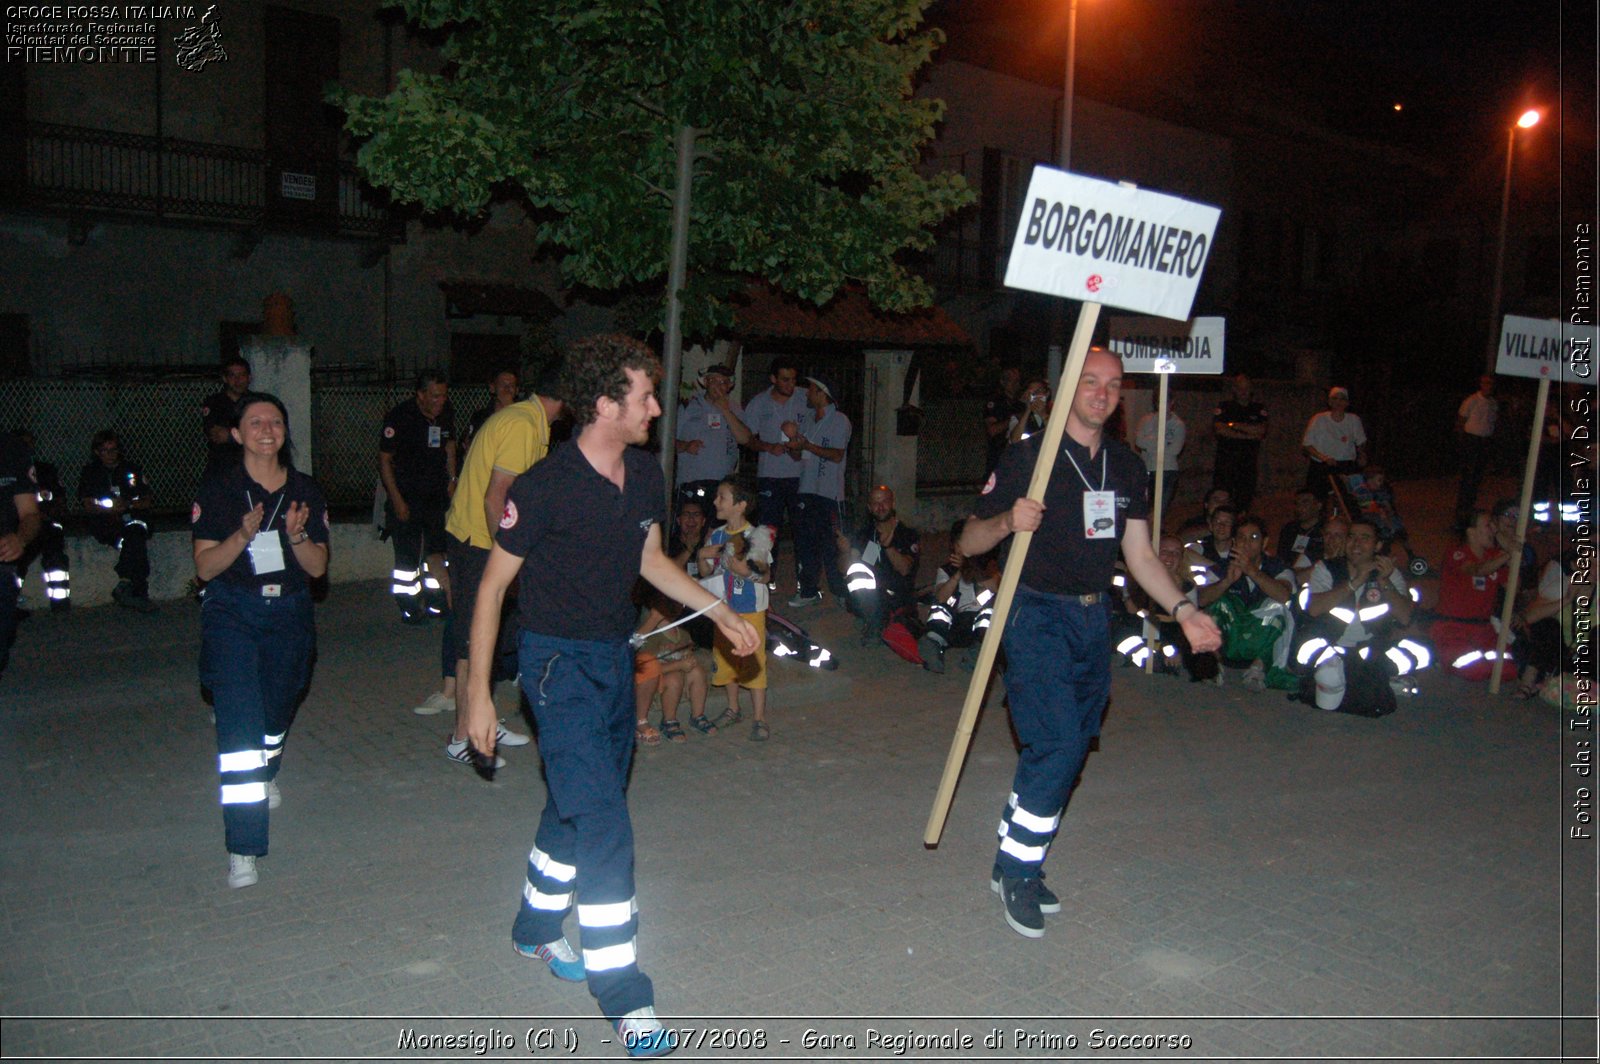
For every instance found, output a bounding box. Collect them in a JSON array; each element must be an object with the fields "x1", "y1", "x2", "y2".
[{"x1": 337, "y1": 0, "x2": 972, "y2": 331}]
